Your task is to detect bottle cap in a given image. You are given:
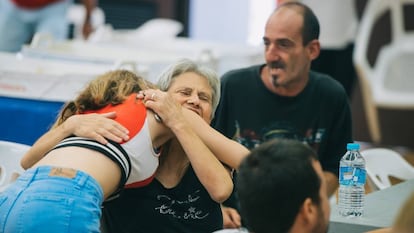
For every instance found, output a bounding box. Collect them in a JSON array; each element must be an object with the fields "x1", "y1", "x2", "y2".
[{"x1": 347, "y1": 143, "x2": 360, "y2": 150}]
